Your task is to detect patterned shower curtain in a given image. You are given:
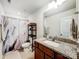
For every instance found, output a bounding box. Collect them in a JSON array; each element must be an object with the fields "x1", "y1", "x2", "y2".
[{"x1": 2, "y1": 17, "x2": 28, "y2": 54}]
